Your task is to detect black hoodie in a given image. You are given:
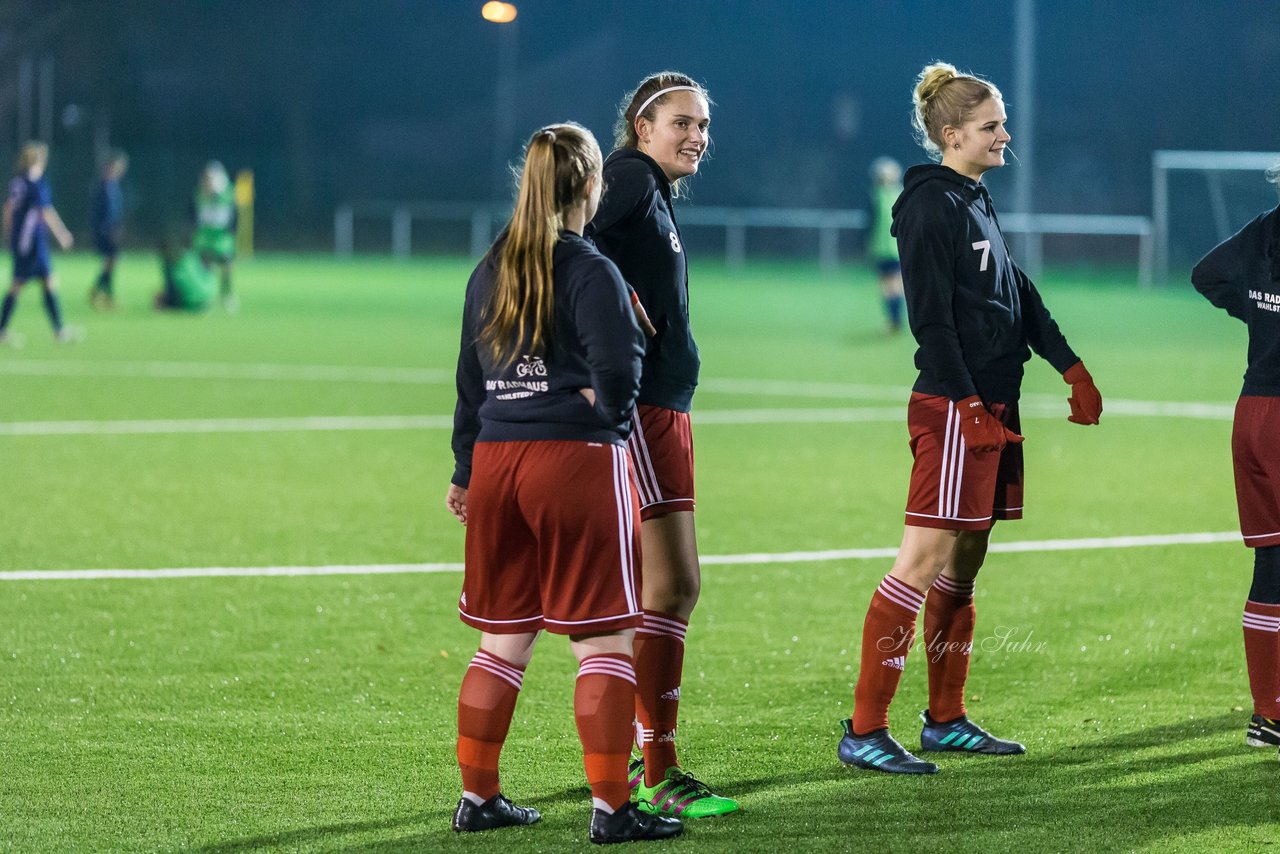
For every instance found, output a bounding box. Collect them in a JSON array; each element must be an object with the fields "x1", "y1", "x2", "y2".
[
  {"x1": 450, "y1": 231, "x2": 644, "y2": 488},
  {"x1": 1192, "y1": 204, "x2": 1280, "y2": 396},
  {"x1": 892, "y1": 164, "x2": 1079, "y2": 403},
  {"x1": 587, "y1": 148, "x2": 699, "y2": 412}
]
